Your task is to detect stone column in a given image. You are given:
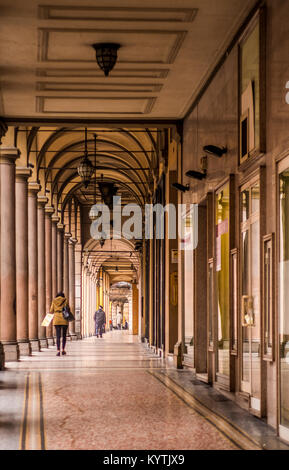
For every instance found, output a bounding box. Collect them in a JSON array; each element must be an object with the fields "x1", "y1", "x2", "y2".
[
  {"x1": 69, "y1": 238, "x2": 77, "y2": 339},
  {"x1": 28, "y1": 182, "x2": 41, "y2": 351},
  {"x1": 45, "y1": 206, "x2": 54, "y2": 345},
  {"x1": 88, "y1": 273, "x2": 92, "y2": 336},
  {"x1": 63, "y1": 232, "x2": 71, "y2": 339},
  {"x1": 112, "y1": 302, "x2": 117, "y2": 328},
  {"x1": 83, "y1": 266, "x2": 88, "y2": 337},
  {"x1": 0, "y1": 148, "x2": 20, "y2": 362},
  {"x1": 15, "y1": 167, "x2": 32, "y2": 356},
  {"x1": 51, "y1": 215, "x2": 59, "y2": 298},
  {"x1": 37, "y1": 195, "x2": 48, "y2": 348},
  {"x1": 132, "y1": 283, "x2": 139, "y2": 335},
  {"x1": 57, "y1": 224, "x2": 64, "y2": 292},
  {"x1": 63, "y1": 232, "x2": 71, "y2": 301}
]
